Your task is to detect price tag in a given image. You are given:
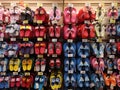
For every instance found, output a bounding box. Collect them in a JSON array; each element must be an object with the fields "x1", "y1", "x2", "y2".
[
  {"x1": 114, "y1": 65, "x2": 117, "y2": 69},
  {"x1": 0, "y1": 55, "x2": 4, "y2": 58},
  {"x1": 52, "y1": 54, "x2": 57, "y2": 57},
  {"x1": 38, "y1": 72, "x2": 43, "y2": 75},
  {"x1": 11, "y1": 38, "x2": 16, "y2": 41},
  {"x1": 25, "y1": 72, "x2": 30, "y2": 76},
  {"x1": 13, "y1": 72, "x2": 18, "y2": 75},
  {"x1": 109, "y1": 39, "x2": 115, "y2": 43},
  {"x1": 68, "y1": 70, "x2": 73, "y2": 74},
  {"x1": 37, "y1": 20, "x2": 42, "y2": 24},
  {"x1": 68, "y1": 54, "x2": 73, "y2": 57},
  {"x1": 23, "y1": 38, "x2": 29, "y2": 41},
  {"x1": 37, "y1": 55, "x2": 43, "y2": 58},
  {"x1": 0, "y1": 72, "x2": 6, "y2": 75},
  {"x1": 0, "y1": 38, "x2": 3, "y2": 41},
  {"x1": 81, "y1": 55, "x2": 86, "y2": 58},
  {"x1": 80, "y1": 71, "x2": 85, "y2": 74},
  {"x1": 110, "y1": 85, "x2": 114, "y2": 89},
  {"x1": 52, "y1": 20, "x2": 57, "y2": 24},
  {"x1": 107, "y1": 70, "x2": 113, "y2": 74},
  {"x1": 82, "y1": 39, "x2": 88, "y2": 42},
  {"x1": 24, "y1": 54, "x2": 29, "y2": 58},
  {"x1": 97, "y1": 38, "x2": 102, "y2": 42},
  {"x1": 90, "y1": 83, "x2": 95, "y2": 88},
  {"x1": 68, "y1": 89, "x2": 72, "y2": 90},
  {"x1": 95, "y1": 70, "x2": 100, "y2": 74},
  {"x1": 109, "y1": 55, "x2": 115, "y2": 58},
  {"x1": 110, "y1": 18, "x2": 115, "y2": 24},
  {"x1": 52, "y1": 39, "x2": 57, "y2": 42},
  {"x1": 67, "y1": 39, "x2": 73, "y2": 43},
  {"x1": 37, "y1": 38, "x2": 43, "y2": 41},
  {"x1": 23, "y1": 20, "x2": 28, "y2": 24}
]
